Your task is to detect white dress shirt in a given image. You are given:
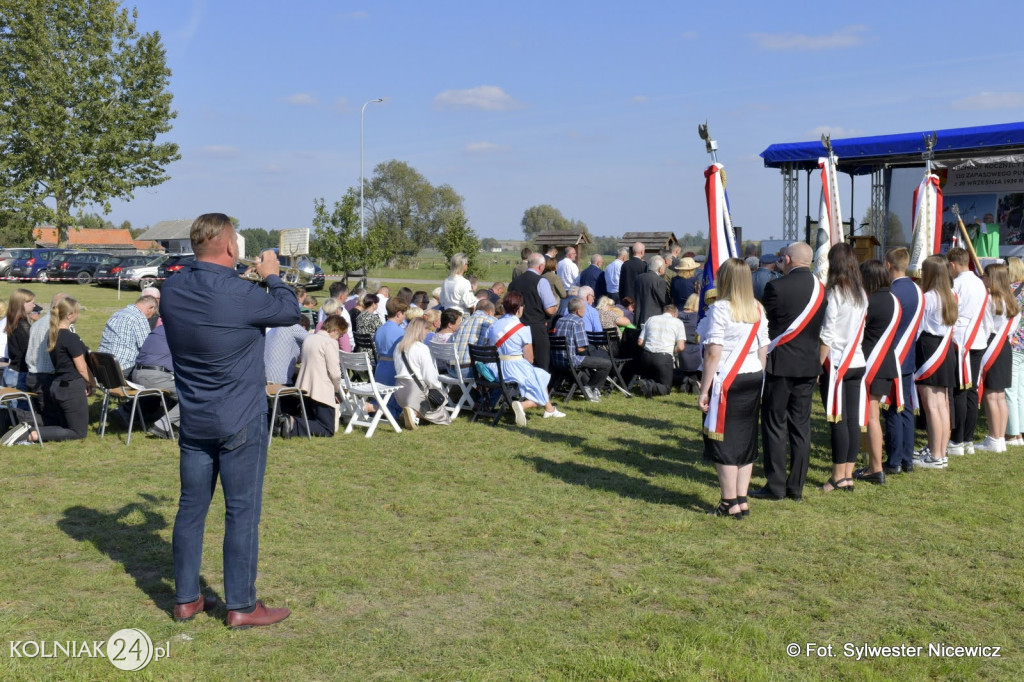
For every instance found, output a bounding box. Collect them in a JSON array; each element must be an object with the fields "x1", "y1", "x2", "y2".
[
  {"x1": 952, "y1": 271, "x2": 989, "y2": 350},
  {"x1": 702, "y1": 300, "x2": 770, "y2": 374},
  {"x1": 440, "y1": 275, "x2": 477, "y2": 313},
  {"x1": 605, "y1": 259, "x2": 624, "y2": 294},
  {"x1": 820, "y1": 288, "x2": 867, "y2": 369},
  {"x1": 918, "y1": 290, "x2": 953, "y2": 337},
  {"x1": 556, "y1": 258, "x2": 580, "y2": 290}
]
